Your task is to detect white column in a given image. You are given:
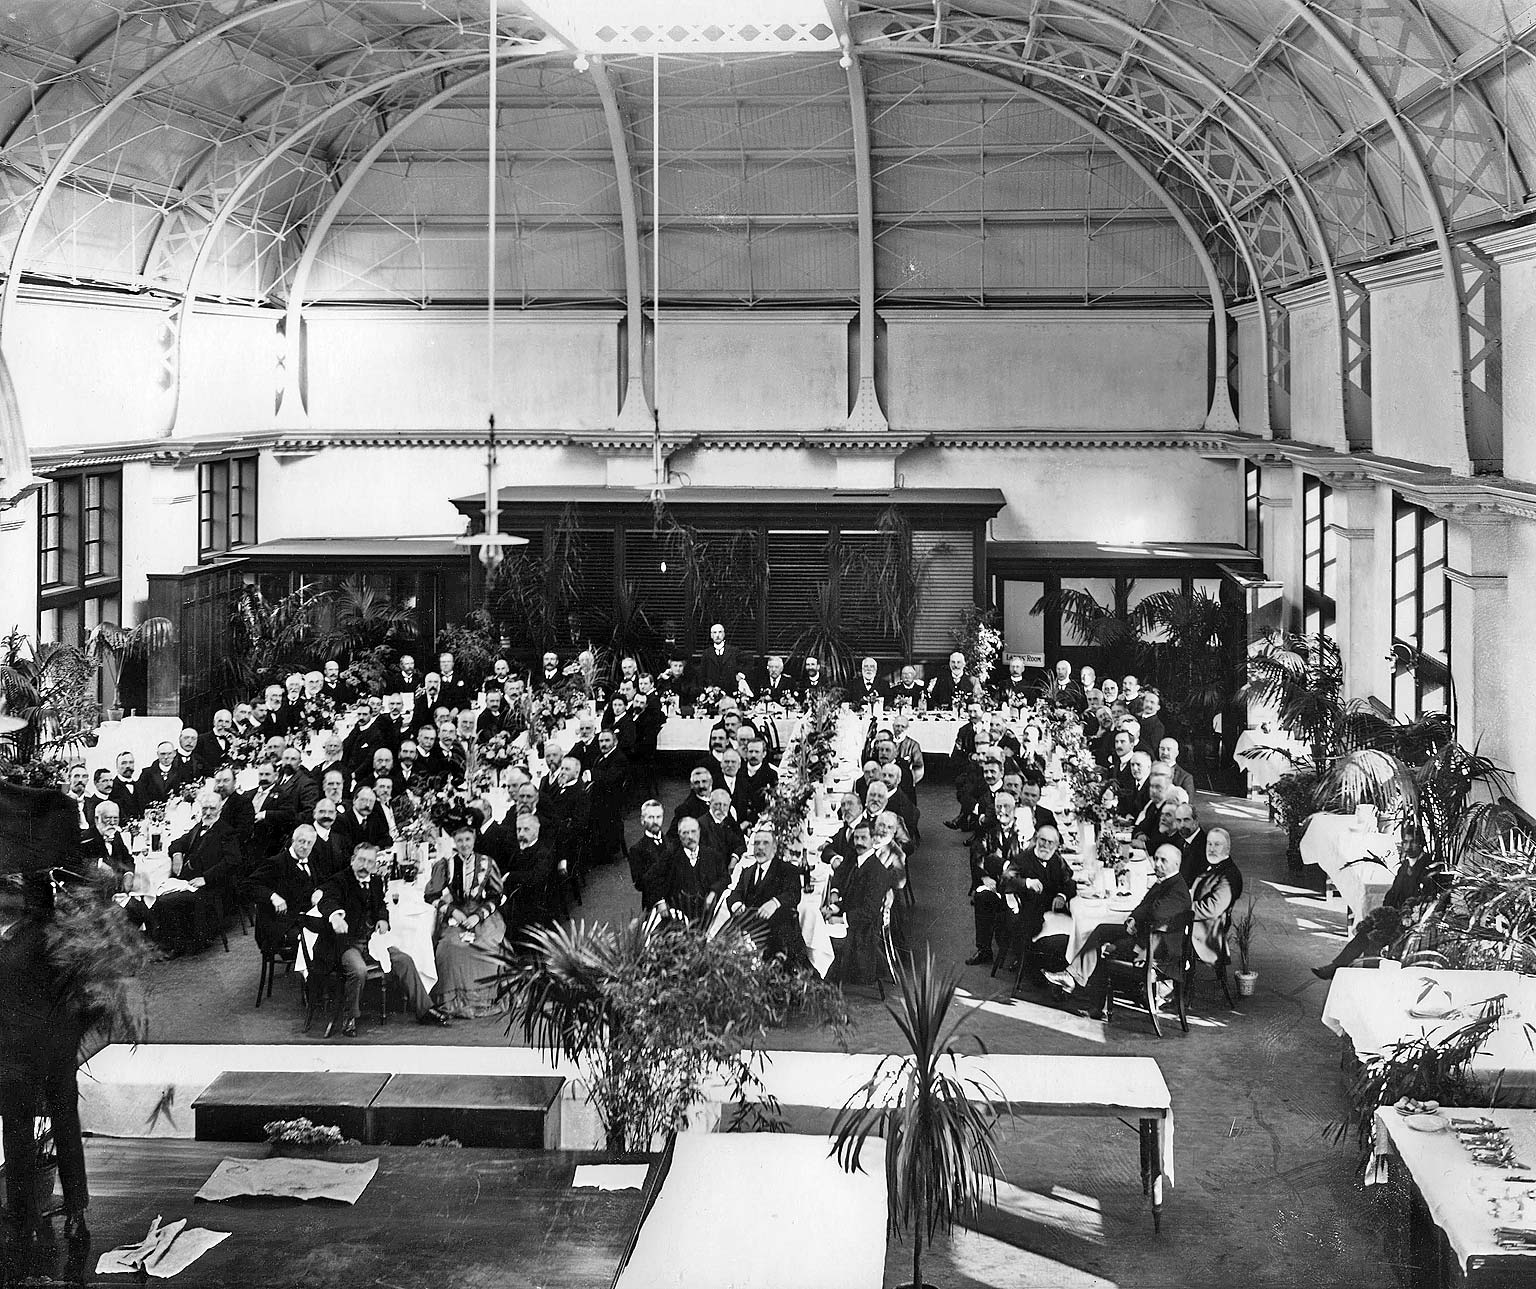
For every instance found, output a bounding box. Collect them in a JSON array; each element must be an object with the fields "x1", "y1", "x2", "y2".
[
  {"x1": 1445, "y1": 512, "x2": 1510, "y2": 770},
  {"x1": 1257, "y1": 460, "x2": 1297, "y2": 627},
  {"x1": 1329, "y1": 481, "x2": 1384, "y2": 705}
]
